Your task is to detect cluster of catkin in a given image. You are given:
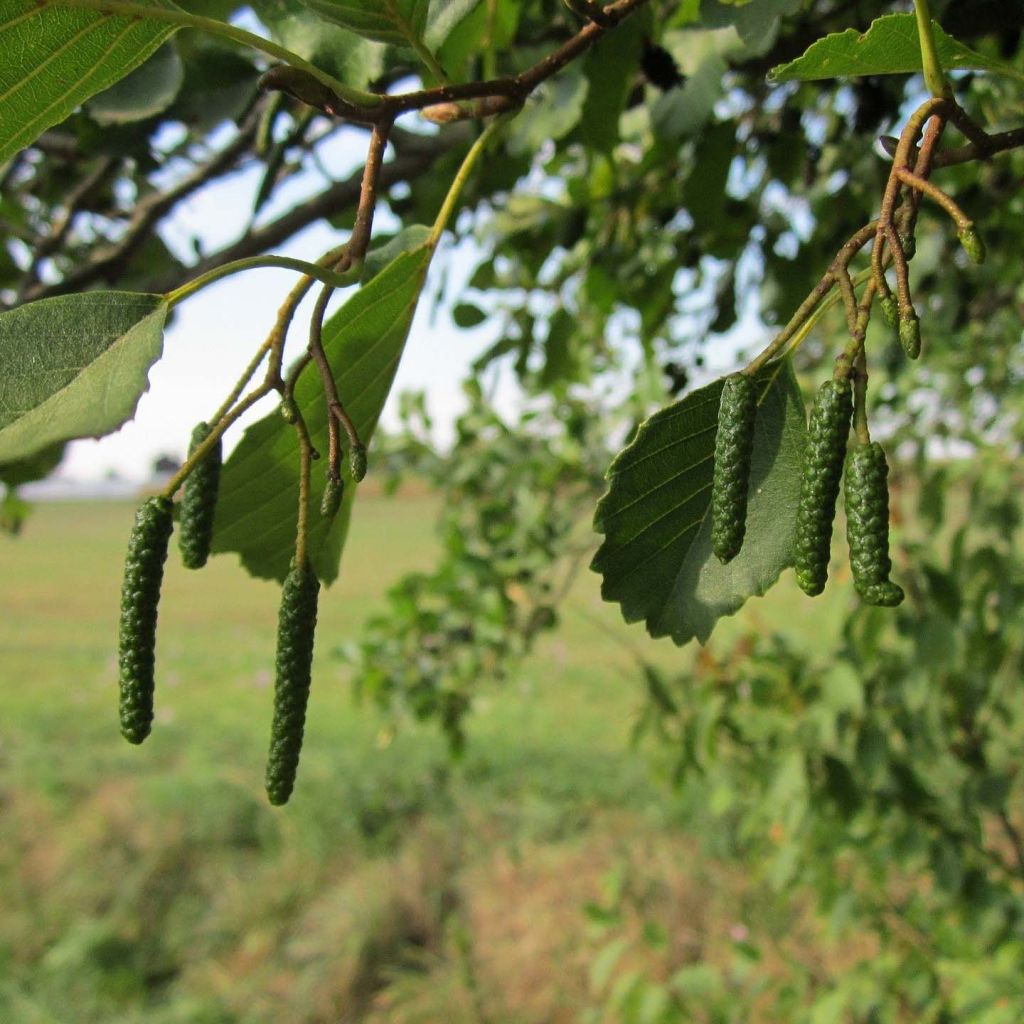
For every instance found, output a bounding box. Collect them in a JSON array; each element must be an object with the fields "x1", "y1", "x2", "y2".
[
  {"x1": 710, "y1": 374, "x2": 903, "y2": 605},
  {"x1": 116, "y1": 422, "x2": 319, "y2": 806}
]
